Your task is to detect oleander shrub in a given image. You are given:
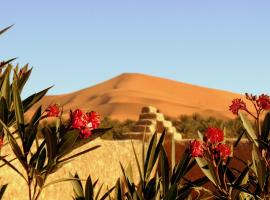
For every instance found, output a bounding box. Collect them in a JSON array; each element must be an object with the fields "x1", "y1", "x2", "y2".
[{"x1": 0, "y1": 25, "x2": 110, "y2": 200}]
